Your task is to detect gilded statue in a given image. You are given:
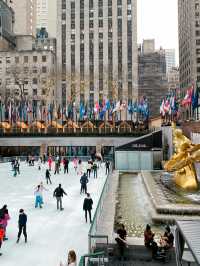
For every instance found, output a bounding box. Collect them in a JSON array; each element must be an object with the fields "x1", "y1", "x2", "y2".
[{"x1": 164, "y1": 123, "x2": 200, "y2": 191}]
